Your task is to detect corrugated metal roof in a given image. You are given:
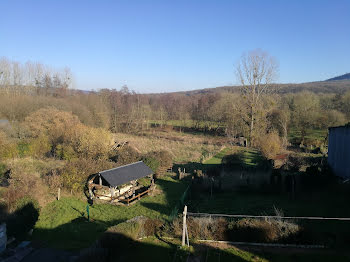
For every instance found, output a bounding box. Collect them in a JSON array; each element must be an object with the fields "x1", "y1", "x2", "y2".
[{"x1": 99, "y1": 161, "x2": 153, "y2": 187}]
